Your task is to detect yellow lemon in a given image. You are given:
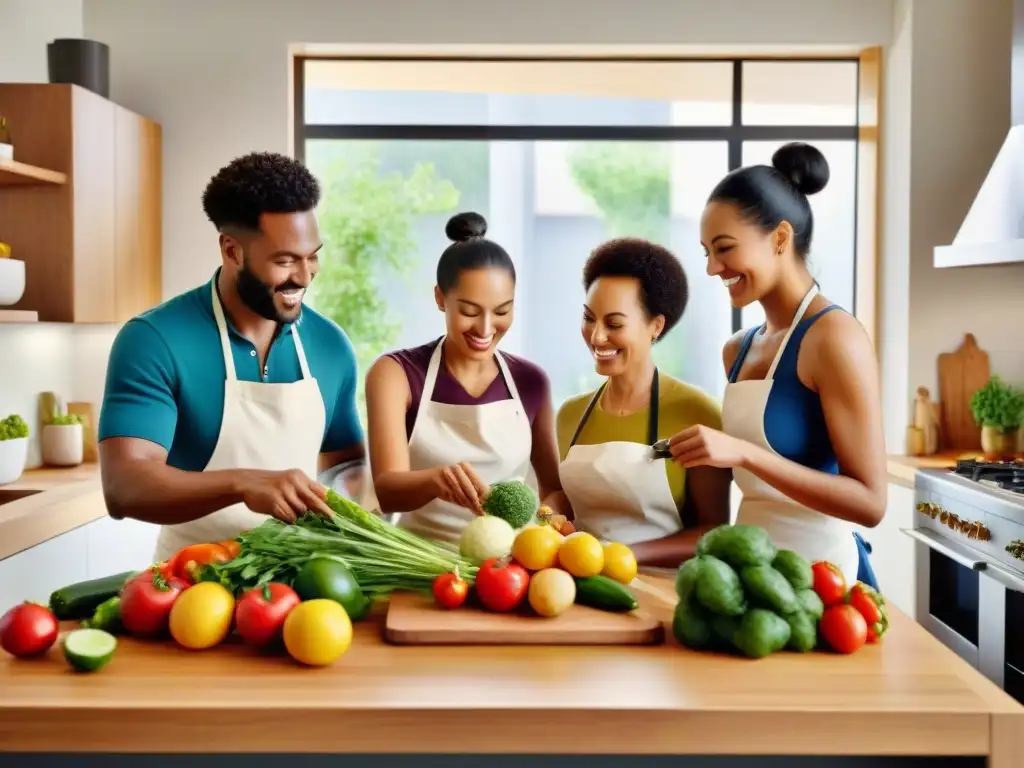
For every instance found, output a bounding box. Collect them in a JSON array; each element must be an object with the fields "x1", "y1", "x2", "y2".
[
  {"x1": 168, "y1": 582, "x2": 235, "y2": 650},
  {"x1": 601, "y1": 542, "x2": 638, "y2": 584},
  {"x1": 283, "y1": 599, "x2": 353, "y2": 667},
  {"x1": 558, "y1": 531, "x2": 605, "y2": 578},
  {"x1": 511, "y1": 525, "x2": 563, "y2": 571},
  {"x1": 0, "y1": 242, "x2": 11, "y2": 259}
]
